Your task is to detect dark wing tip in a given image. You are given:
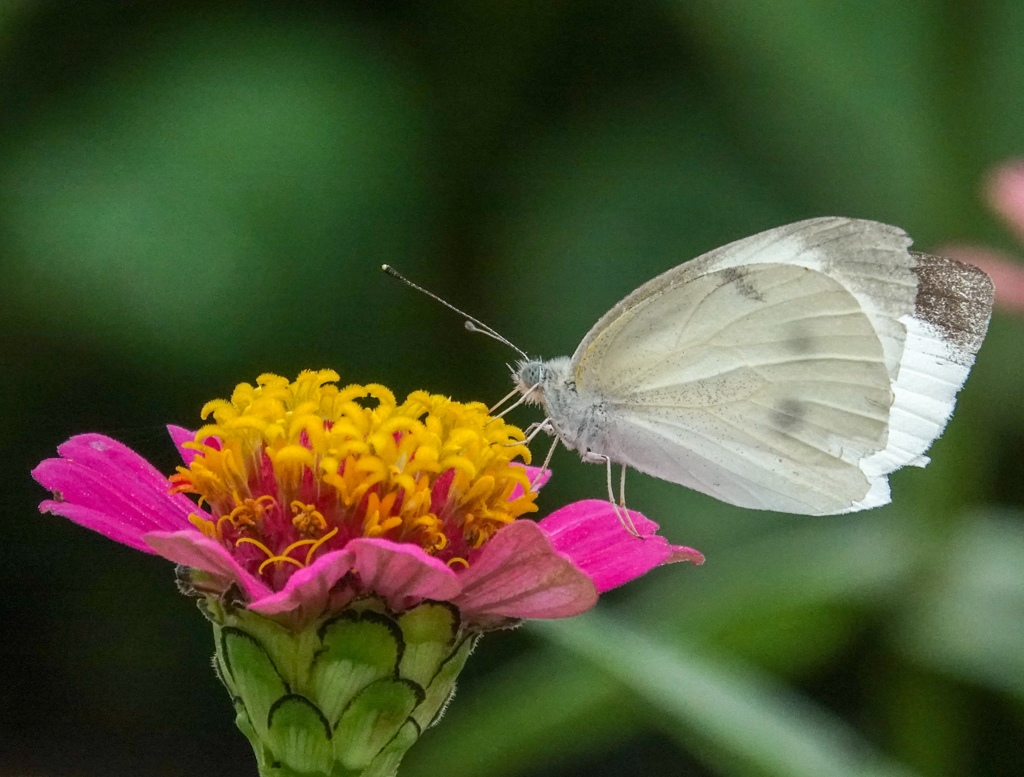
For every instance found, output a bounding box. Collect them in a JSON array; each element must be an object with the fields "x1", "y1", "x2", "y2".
[{"x1": 911, "y1": 251, "x2": 995, "y2": 356}]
